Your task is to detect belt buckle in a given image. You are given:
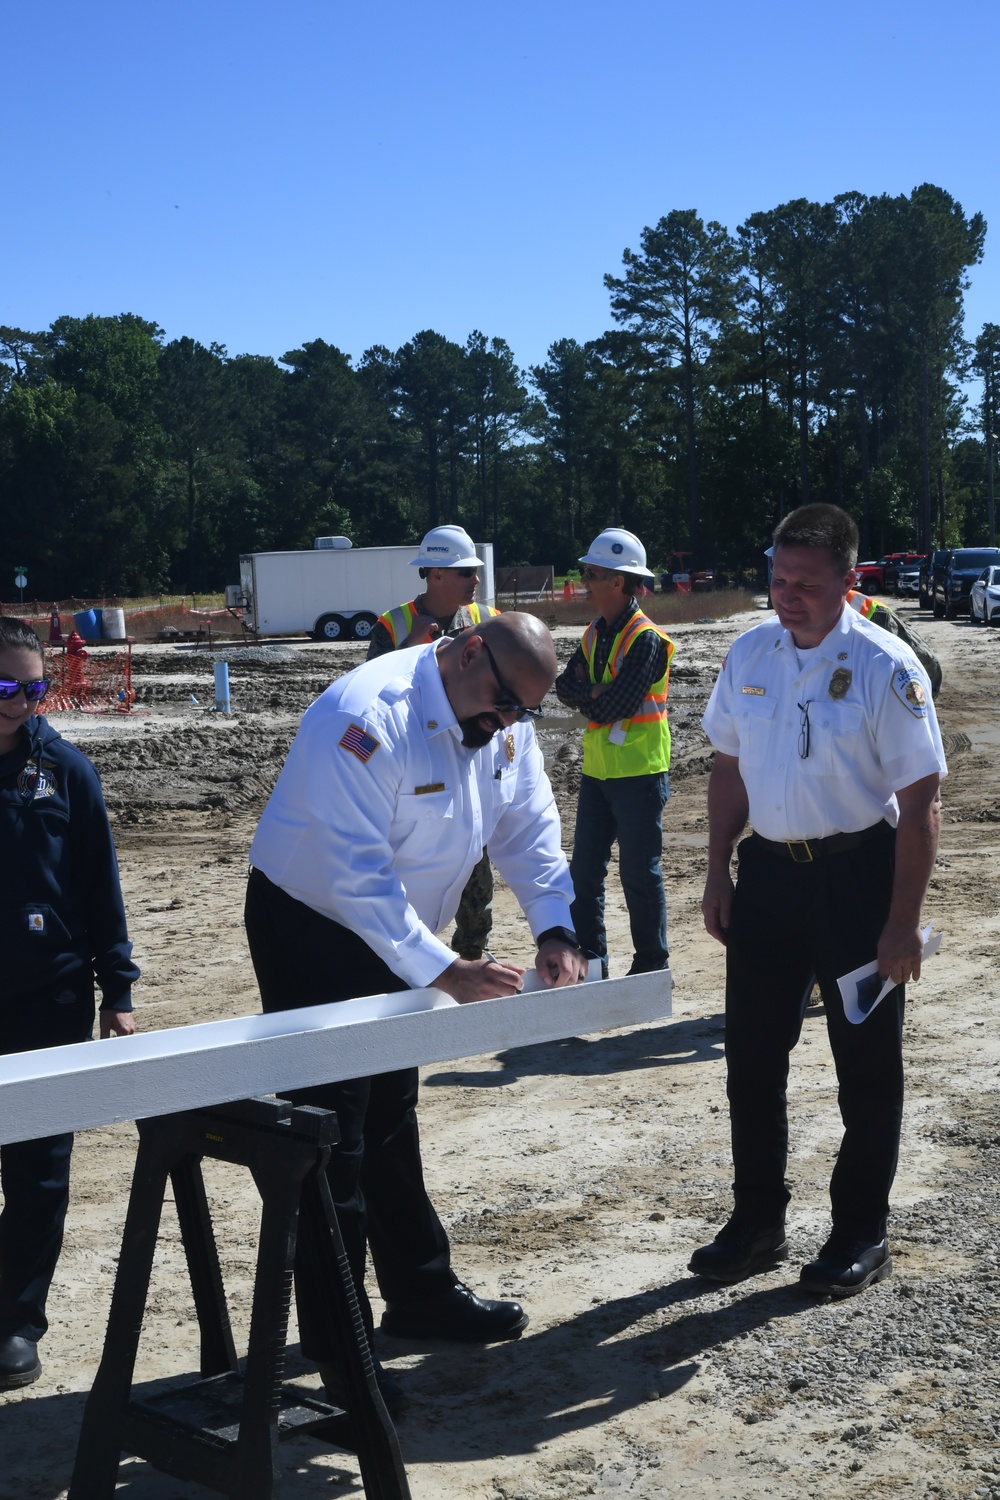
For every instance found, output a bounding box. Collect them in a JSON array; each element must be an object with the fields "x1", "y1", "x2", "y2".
[{"x1": 787, "y1": 840, "x2": 813, "y2": 863}]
